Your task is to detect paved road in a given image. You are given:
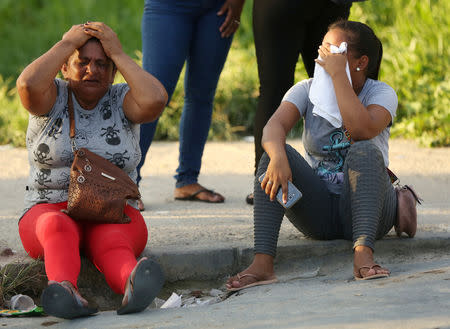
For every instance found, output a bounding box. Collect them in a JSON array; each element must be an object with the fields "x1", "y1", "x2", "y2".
[{"x1": 0, "y1": 140, "x2": 449, "y2": 328}]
